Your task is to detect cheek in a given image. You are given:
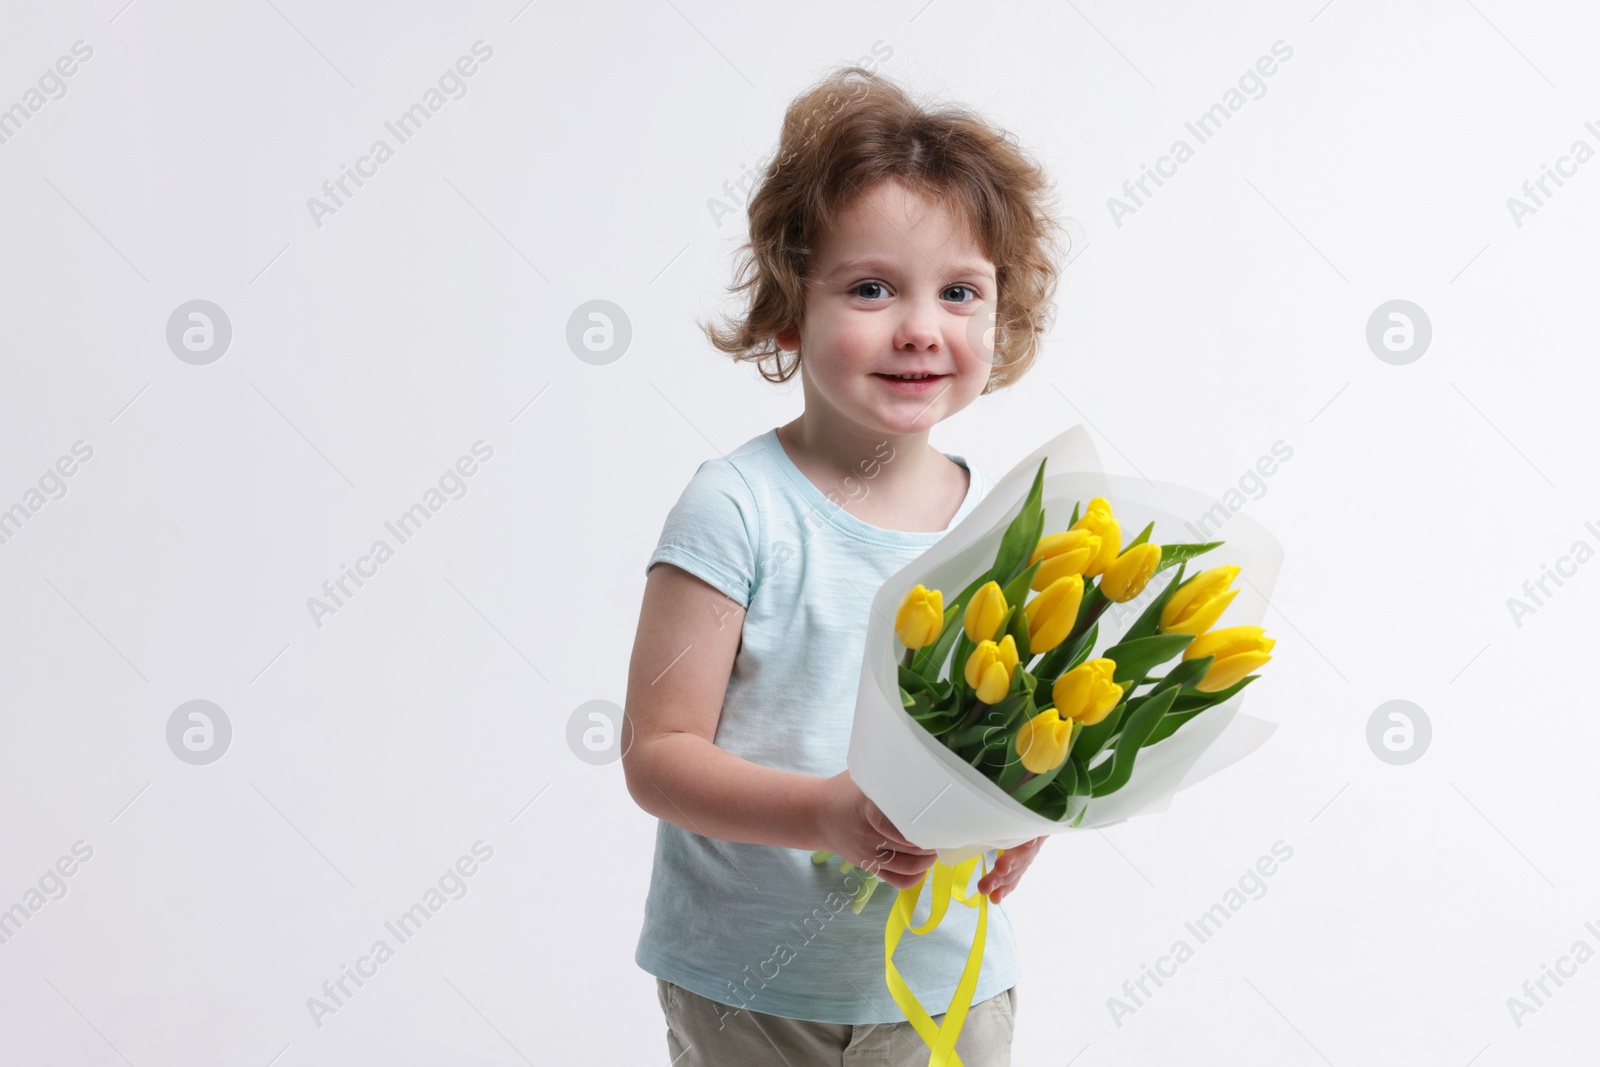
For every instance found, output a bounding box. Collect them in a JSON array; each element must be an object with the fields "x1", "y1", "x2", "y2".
[
  {"x1": 958, "y1": 348, "x2": 996, "y2": 386},
  {"x1": 821, "y1": 322, "x2": 880, "y2": 369}
]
